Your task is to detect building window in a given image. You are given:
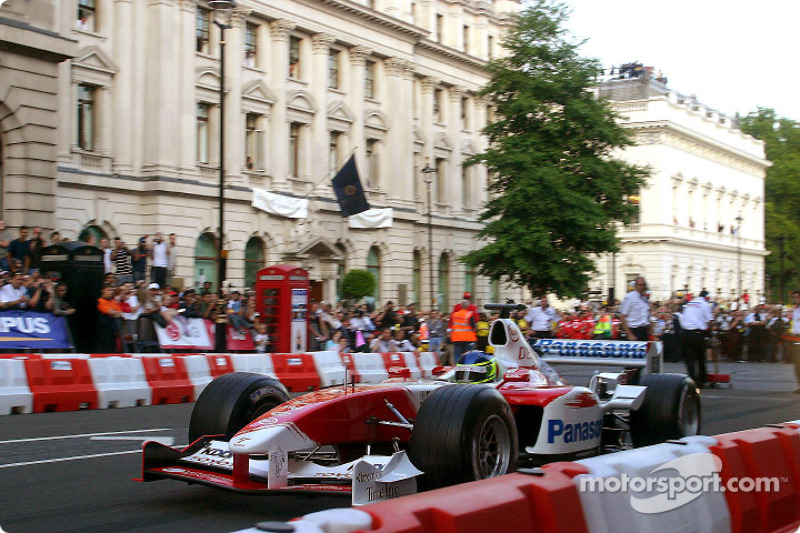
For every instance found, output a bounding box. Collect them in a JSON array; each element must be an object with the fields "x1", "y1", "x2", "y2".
[
  {"x1": 413, "y1": 251, "x2": 422, "y2": 305},
  {"x1": 289, "y1": 36, "x2": 301, "y2": 78},
  {"x1": 463, "y1": 25, "x2": 470, "y2": 53},
  {"x1": 366, "y1": 139, "x2": 380, "y2": 189},
  {"x1": 245, "y1": 113, "x2": 264, "y2": 170},
  {"x1": 488, "y1": 35, "x2": 494, "y2": 60},
  {"x1": 438, "y1": 253, "x2": 450, "y2": 310},
  {"x1": 436, "y1": 14, "x2": 444, "y2": 43},
  {"x1": 77, "y1": 0, "x2": 96, "y2": 31},
  {"x1": 365, "y1": 60, "x2": 376, "y2": 99},
  {"x1": 196, "y1": 8, "x2": 210, "y2": 53},
  {"x1": 194, "y1": 233, "x2": 218, "y2": 292},
  {"x1": 329, "y1": 132, "x2": 341, "y2": 174},
  {"x1": 244, "y1": 237, "x2": 265, "y2": 289},
  {"x1": 77, "y1": 84, "x2": 96, "y2": 151},
  {"x1": 626, "y1": 191, "x2": 641, "y2": 224},
  {"x1": 465, "y1": 269, "x2": 475, "y2": 297},
  {"x1": 461, "y1": 96, "x2": 469, "y2": 130},
  {"x1": 461, "y1": 165, "x2": 471, "y2": 208},
  {"x1": 196, "y1": 103, "x2": 210, "y2": 163},
  {"x1": 289, "y1": 123, "x2": 301, "y2": 177},
  {"x1": 433, "y1": 88, "x2": 442, "y2": 122},
  {"x1": 244, "y1": 23, "x2": 258, "y2": 67},
  {"x1": 367, "y1": 247, "x2": 381, "y2": 300},
  {"x1": 435, "y1": 158, "x2": 446, "y2": 201},
  {"x1": 329, "y1": 50, "x2": 340, "y2": 89}
]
